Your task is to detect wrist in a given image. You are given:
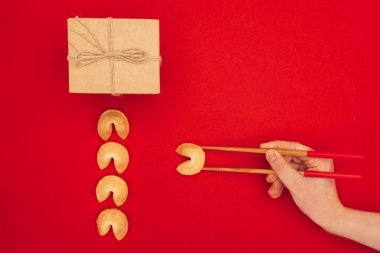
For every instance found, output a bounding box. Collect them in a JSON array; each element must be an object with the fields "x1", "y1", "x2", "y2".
[{"x1": 318, "y1": 204, "x2": 348, "y2": 233}]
